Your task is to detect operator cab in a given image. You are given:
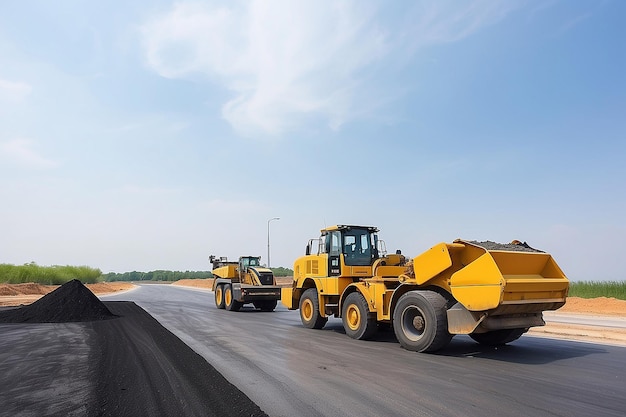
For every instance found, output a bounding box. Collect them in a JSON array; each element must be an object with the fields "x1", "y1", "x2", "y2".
[
  {"x1": 336, "y1": 226, "x2": 379, "y2": 266},
  {"x1": 239, "y1": 256, "x2": 261, "y2": 273},
  {"x1": 305, "y1": 225, "x2": 381, "y2": 274}
]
